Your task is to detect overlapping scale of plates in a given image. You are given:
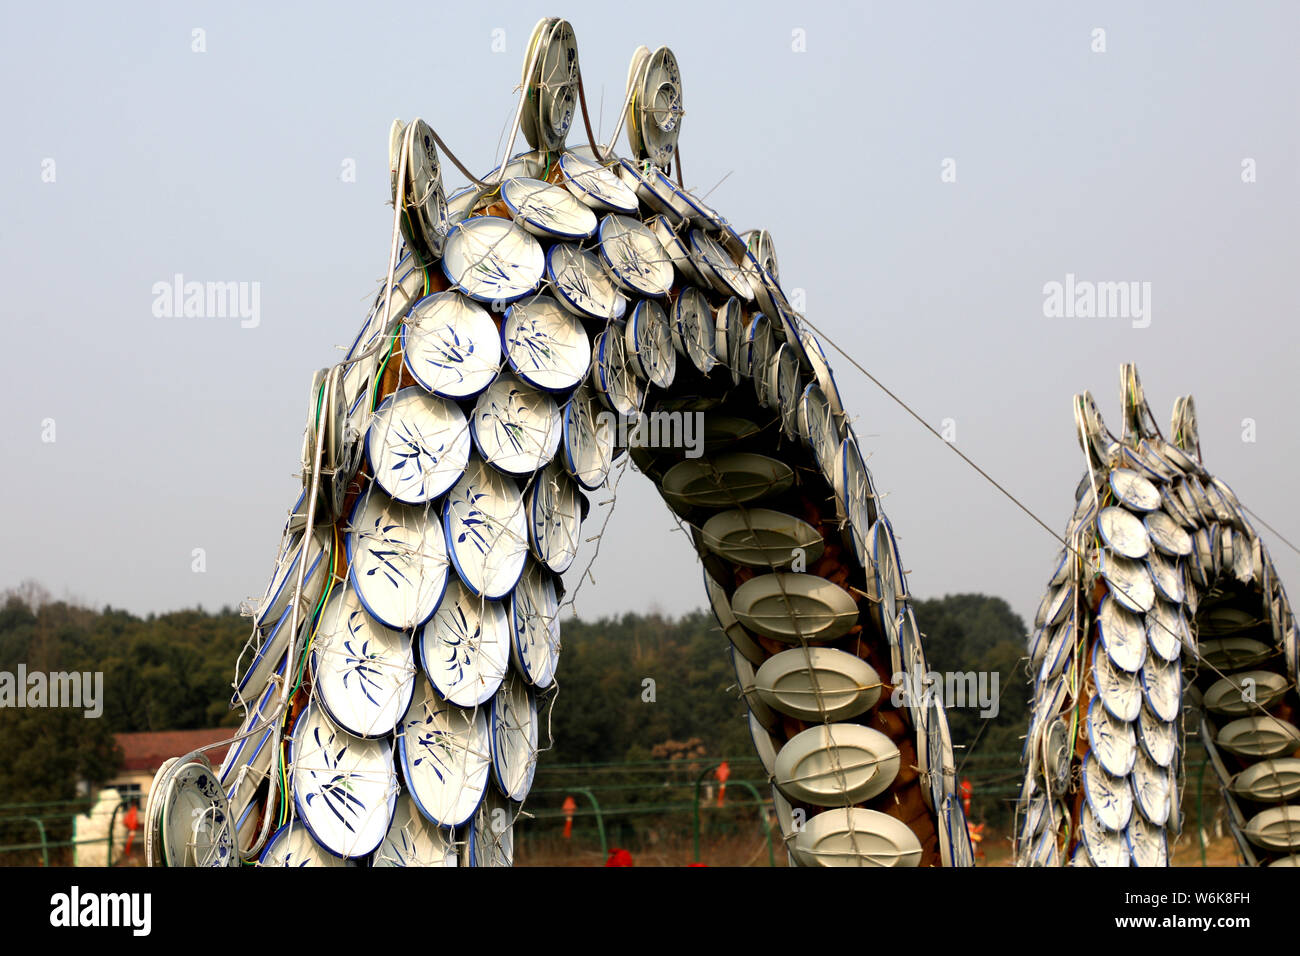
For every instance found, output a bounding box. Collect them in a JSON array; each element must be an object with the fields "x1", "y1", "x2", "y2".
[
  {"x1": 1017, "y1": 365, "x2": 1299, "y2": 867},
  {"x1": 160, "y1": 20, "x2": 956, "y2": 868}
]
